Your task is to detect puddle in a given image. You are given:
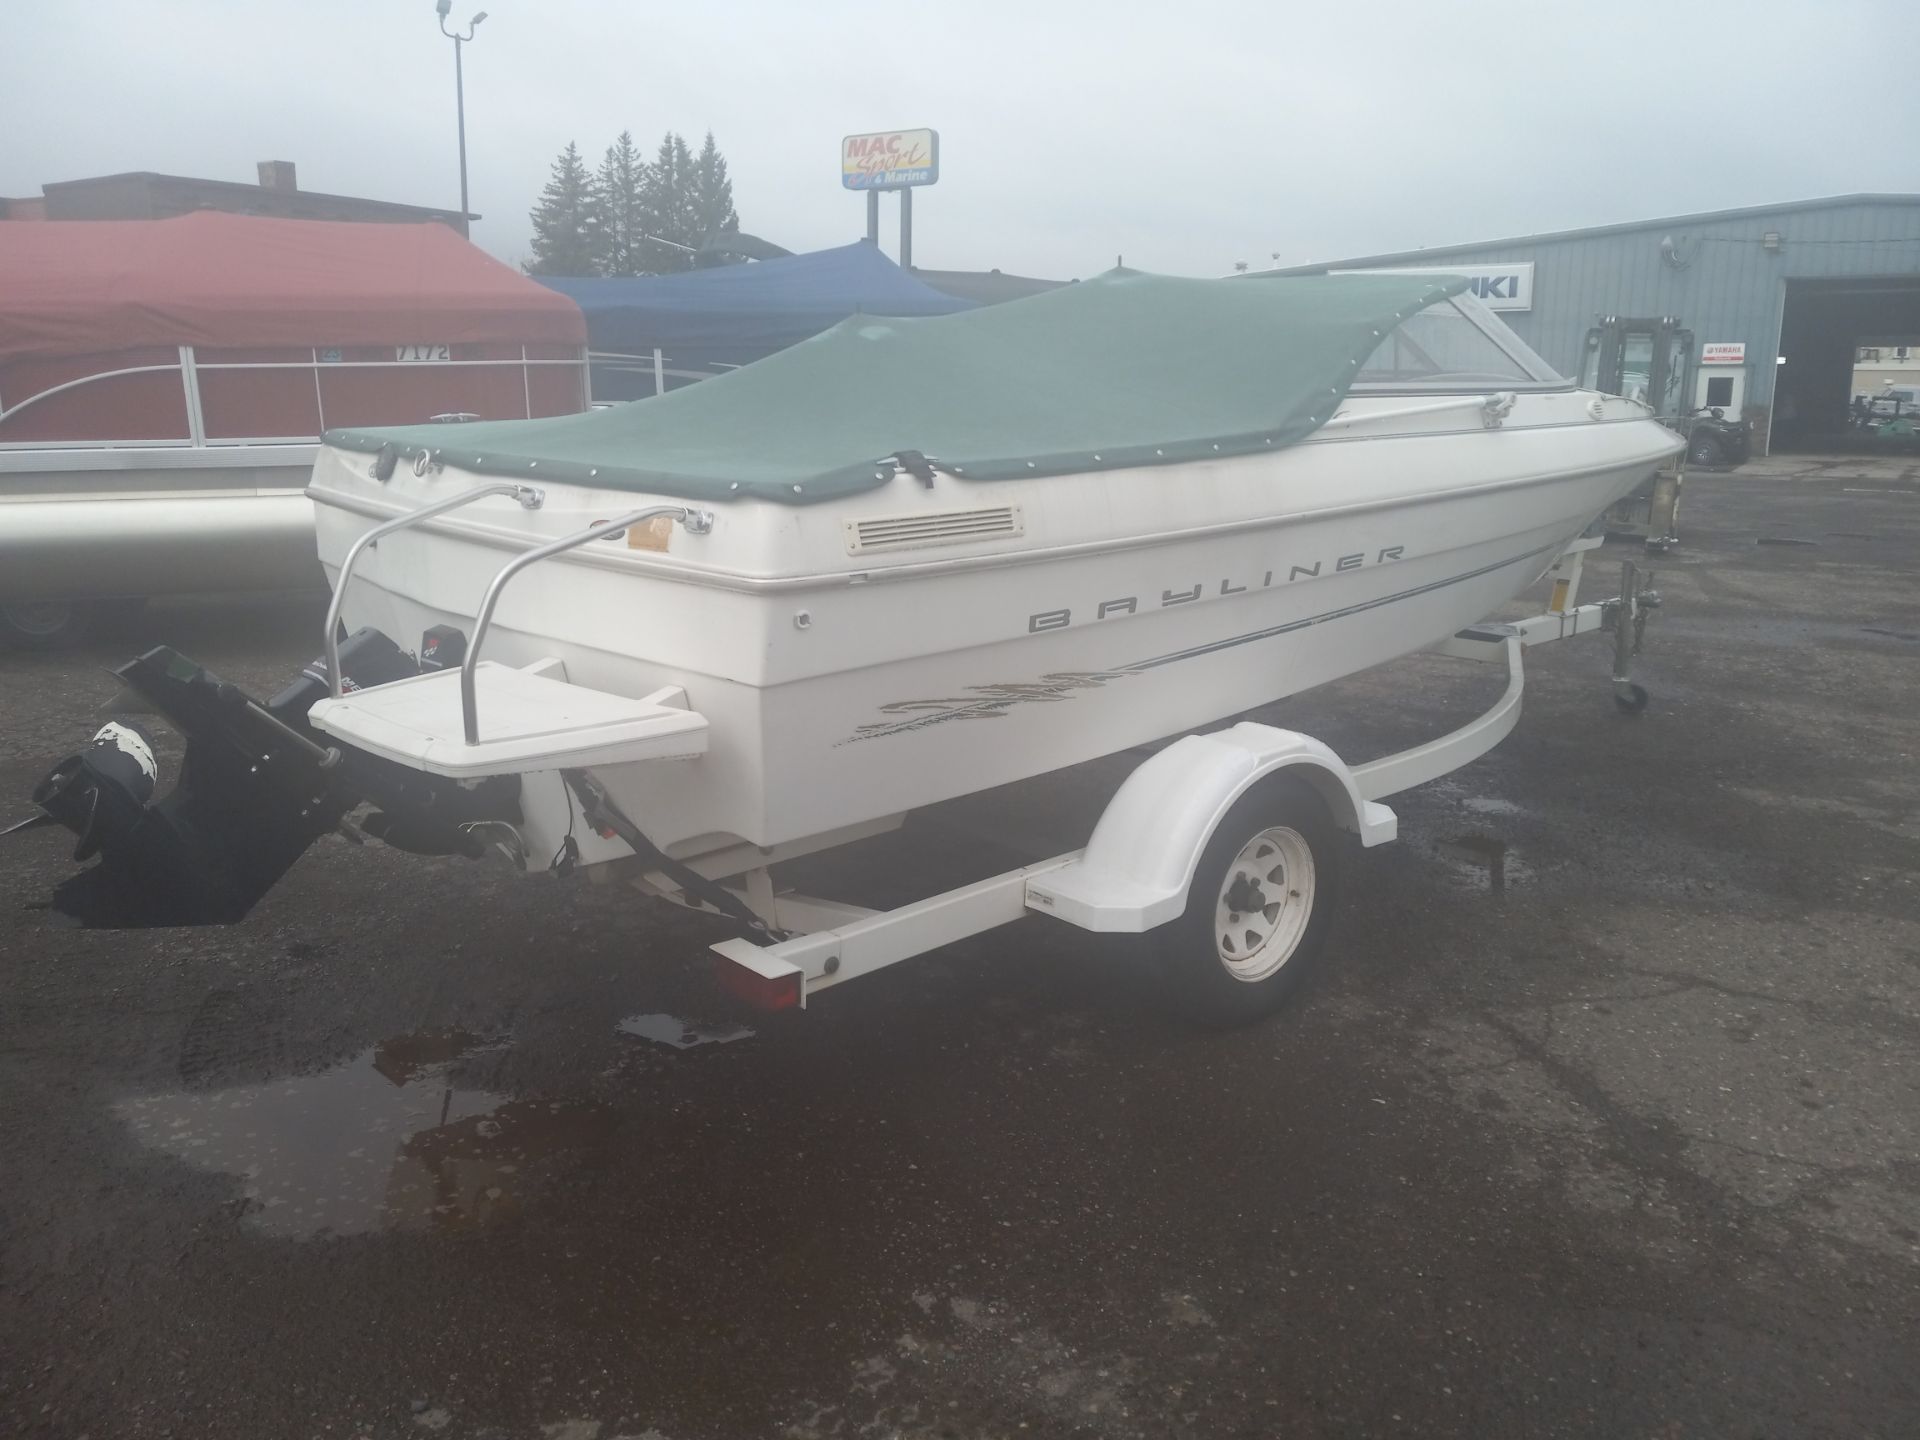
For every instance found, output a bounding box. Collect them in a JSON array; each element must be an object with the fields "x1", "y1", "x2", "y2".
[
  {"x1": 1435, "y1": 833, "x2": 1532, "y2": 893},
  {"x1": 618, "y1": 1012, "x2": 756, "y2": 1050},
  {"x1": 1461, "y1": 796, "x2": 1524, "y2": 817},
  {"x1": 116, "y1": 1032, "x2": 612, "y2": 1238}
]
